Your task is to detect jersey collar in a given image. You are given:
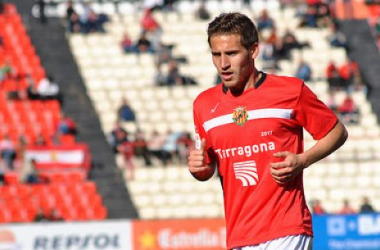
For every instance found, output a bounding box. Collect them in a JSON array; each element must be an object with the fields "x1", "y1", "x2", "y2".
[{"x1": 222, "y1": 71, "x2": 267, "y2": 94}]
